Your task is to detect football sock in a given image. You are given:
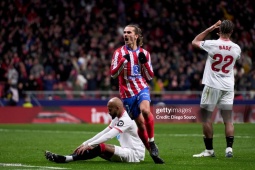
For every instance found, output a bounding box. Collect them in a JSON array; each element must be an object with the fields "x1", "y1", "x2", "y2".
[
  {"x1": 72, "y1": 143, "x2": 105, "y2": 161},
  {"x1": 226, "y1": 136, "x2": 234, "y2": 148},
  {"x1": 138, "y1": 128, "x2": 150, "y2": 150},
  {"x1": 204, "y1": 137, "x2": 213, "y2": 150},
  {"x1": 65, "y1": 156, "x2": 73, "y2": 162},
  {"x1": 148, "y1": 137, "x2": 154, "y2": 142},
  {"x1": 145, "y1": 113, "x2": 155, "y2": 139}
]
